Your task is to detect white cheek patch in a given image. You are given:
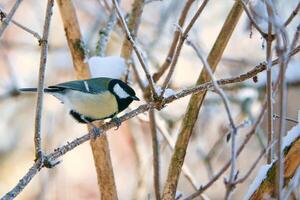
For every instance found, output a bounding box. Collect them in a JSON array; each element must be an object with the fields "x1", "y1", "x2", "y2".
[{"x1": 113, "y1": 84, "x2": 130, "y2": 99}]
